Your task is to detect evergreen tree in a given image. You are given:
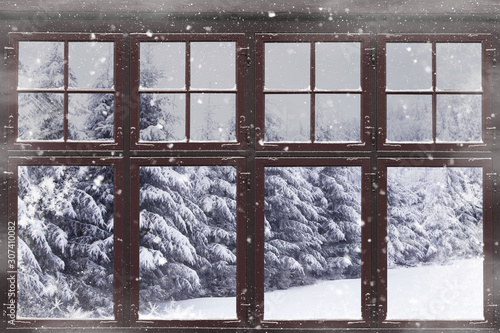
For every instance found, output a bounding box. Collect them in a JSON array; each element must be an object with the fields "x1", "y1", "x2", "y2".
[
  {"x1": 17, "y1": 166, "x2": 114, "y2": 318},
  {"x1": 138, "y1": 166, "x2": 237, "y2": 311}
]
